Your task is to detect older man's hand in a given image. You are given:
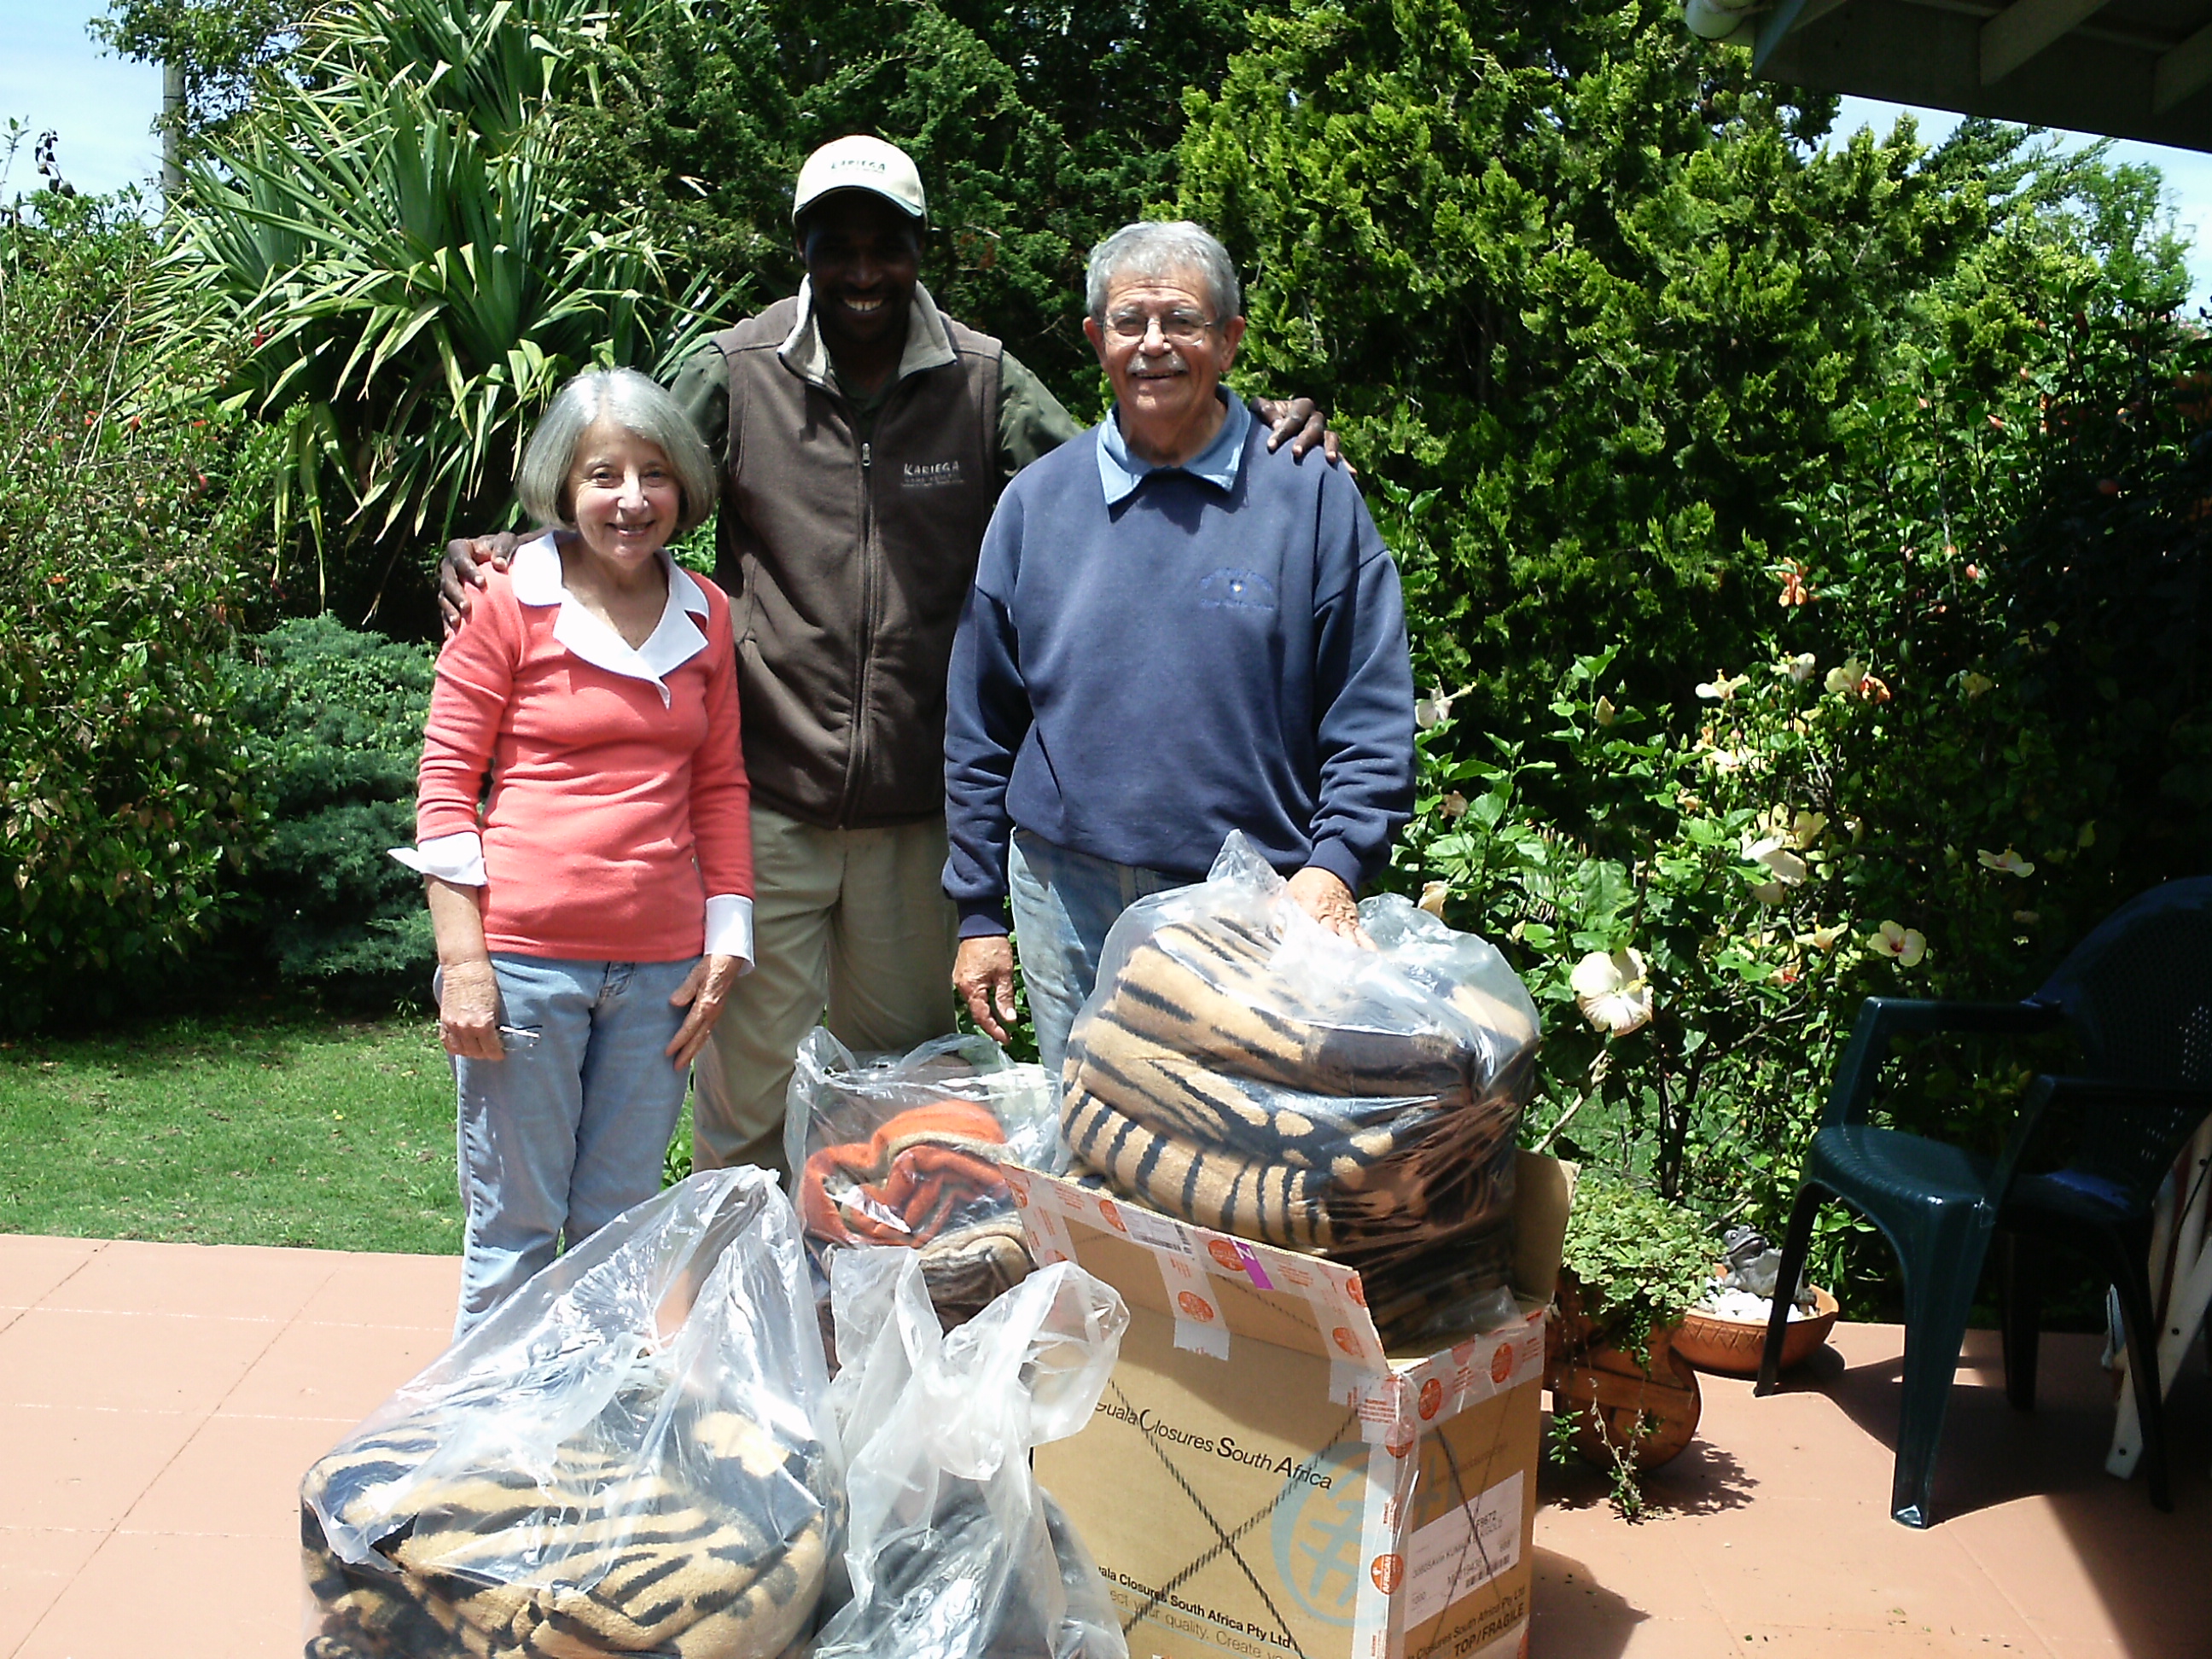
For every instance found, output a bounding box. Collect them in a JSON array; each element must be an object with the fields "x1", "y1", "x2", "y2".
[
  {"x1": 952, "y1": 934, "x2": 1020, "y2": 1045},
  {"x1": 437, "y1": 532, "x2": 523, "y2": 634},
  {"x1": 1285, "y1": 866, "x2": 1370, "y2": 945}
]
